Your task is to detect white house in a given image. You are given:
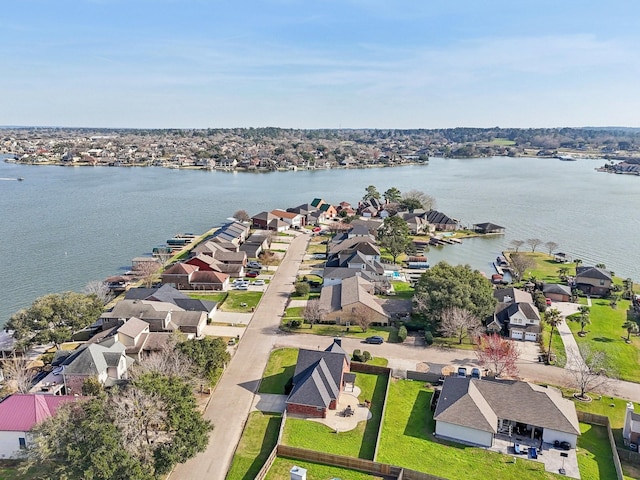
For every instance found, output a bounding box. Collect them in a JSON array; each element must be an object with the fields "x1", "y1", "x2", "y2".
[
  {"x1": 623, "y1": 402, "x2": 640, "y2": 448},
  {"x1": 434, "y1": 377, "x2": 580, "y2": 449},
  {"x1": 0, "y1": 394, "x2": 77, "y2": 458}
]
